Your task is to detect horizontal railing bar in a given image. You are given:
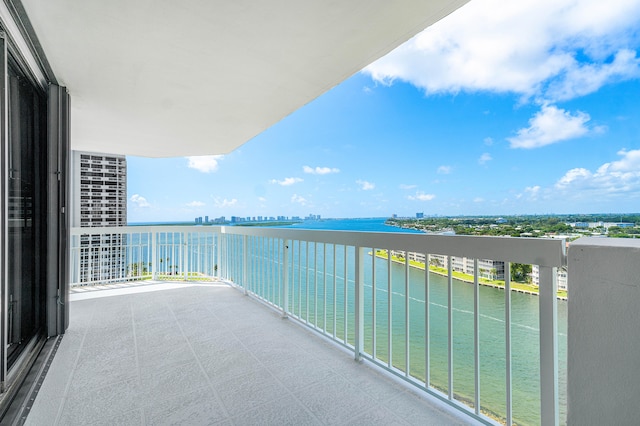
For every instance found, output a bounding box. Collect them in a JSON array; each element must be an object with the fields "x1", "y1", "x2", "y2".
[
  {"x1": 220, "y1": 227, "x2": 566, "y2": 267},
  {"x1": 71, "y1": 225, "x2": 566, "y2": 267}
]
